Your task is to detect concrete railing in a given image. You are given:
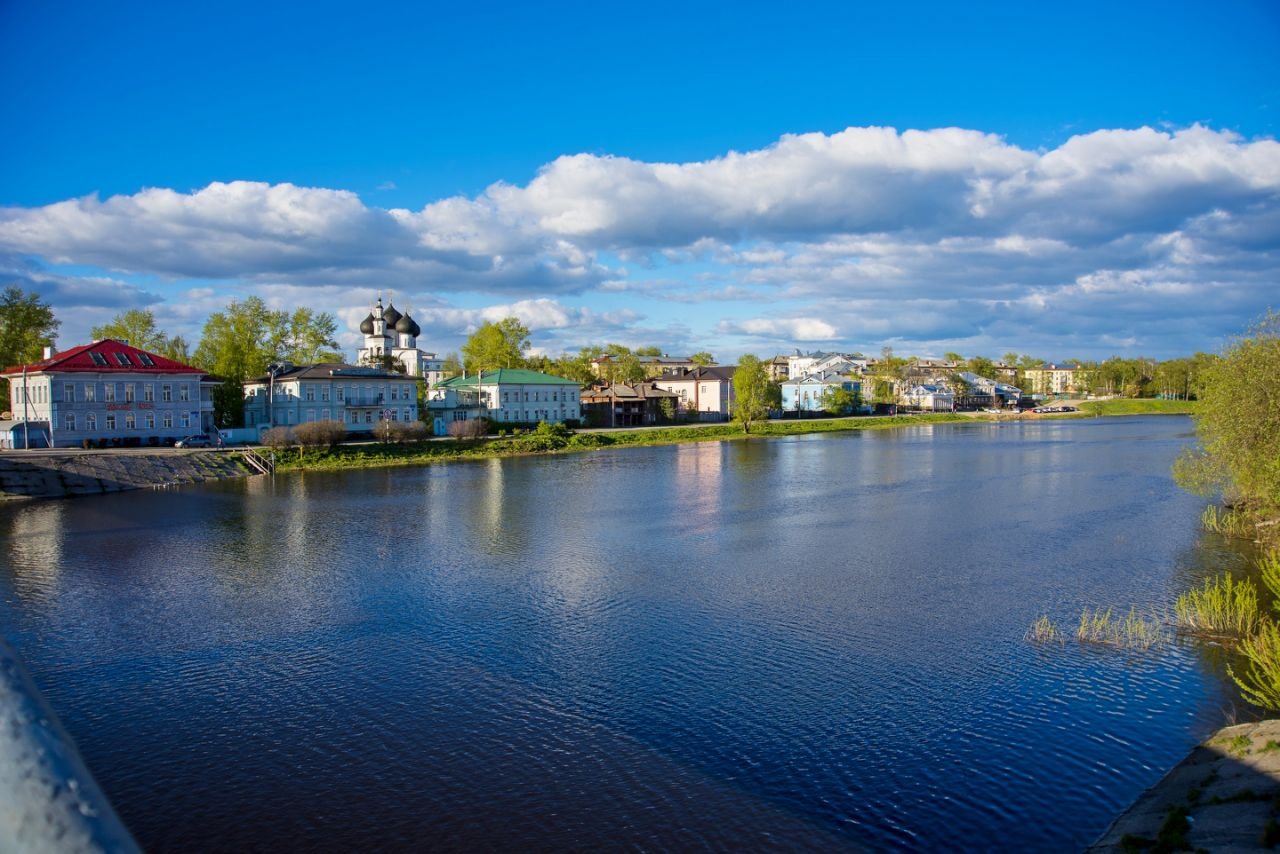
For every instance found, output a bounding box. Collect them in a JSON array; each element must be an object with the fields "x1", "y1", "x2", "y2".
[{"x1": 0, "y1": 637, "x2": 140, "y2": 853}]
